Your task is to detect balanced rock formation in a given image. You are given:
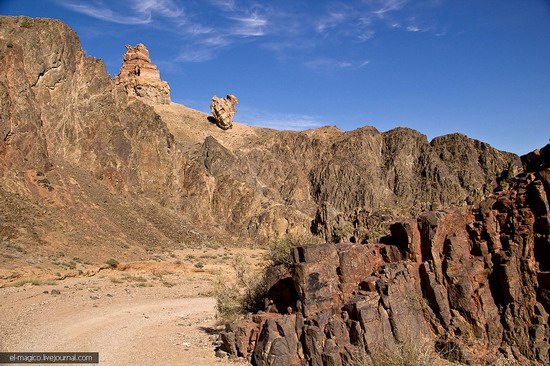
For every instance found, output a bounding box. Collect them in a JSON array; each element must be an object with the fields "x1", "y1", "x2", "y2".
[
  {"x1": 114, "y1": 43, "x2": 170, "y2": 105},
  {"x1": 219, "y1": 145, "x2": 550, "y2": 365},
  {"x1": 210, "y1": 94, "x2": 238, "y2": 130}
]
